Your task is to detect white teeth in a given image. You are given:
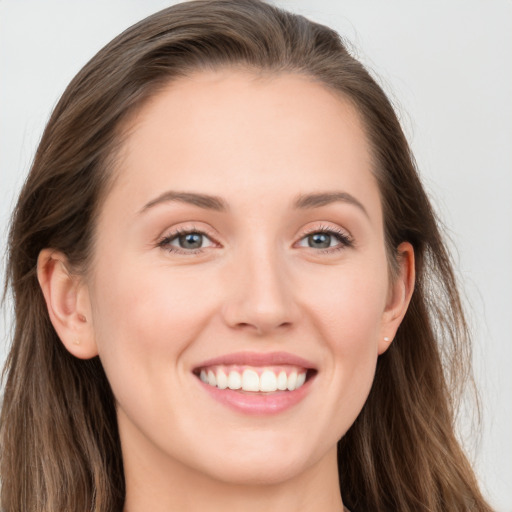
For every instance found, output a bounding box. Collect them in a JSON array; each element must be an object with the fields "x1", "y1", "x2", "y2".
[
  {"x1": 228, "y1": 370, "x2": 242, "y2": 390},
  {"x1": 216, "y1": 369, "x2": 228, "y2": 389},
  {"x1": 207, "y1": 370, "x2": 217, "y2": 387},
  {"x1": 242, "y1": 369, "x2": 260, "y2": 392},
  {"x1": 199, "y1": 366, "x2": 309, "y2": 393},
  {"x1": 260, "y1": 370, "x2": 278, "y2": 392},
  {"x1": 276, "y1": 371, "x2": 288, "y2": 390},
  {"x1": 287, "y1": 371, "x2": 297, "y2": 391}
]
